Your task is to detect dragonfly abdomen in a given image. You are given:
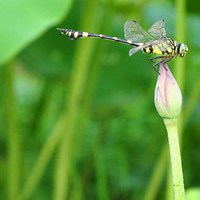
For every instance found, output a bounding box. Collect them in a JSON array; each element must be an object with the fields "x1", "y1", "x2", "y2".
[
  {"x1": 57, "y1": 28, "x2": 139, "y2": 46},
  {"x1": 57, "y1": 29, "x2": 89, "y2": 40}
]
